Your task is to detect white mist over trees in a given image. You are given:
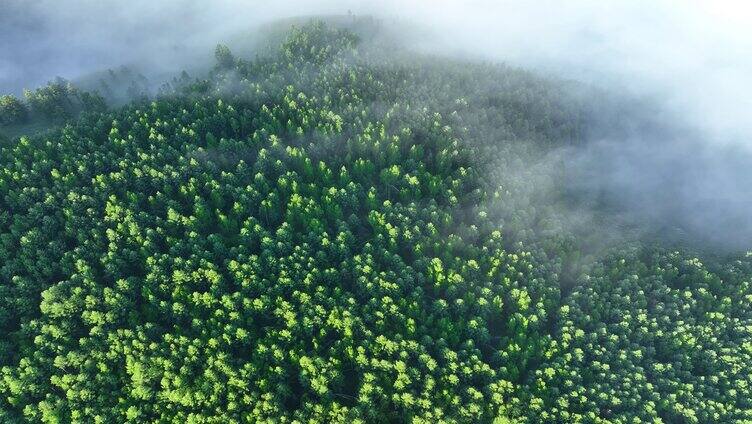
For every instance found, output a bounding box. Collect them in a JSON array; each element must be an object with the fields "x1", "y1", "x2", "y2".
[
  {"x1": 4, "y1": 0, "x2": 752, "y2": 142},
  {"x1": 2, "y1": 2, "x2": 751, "y2": 248},
  {"x1": 1, "y1": 3, "x2": 752, "y2": 423}
]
